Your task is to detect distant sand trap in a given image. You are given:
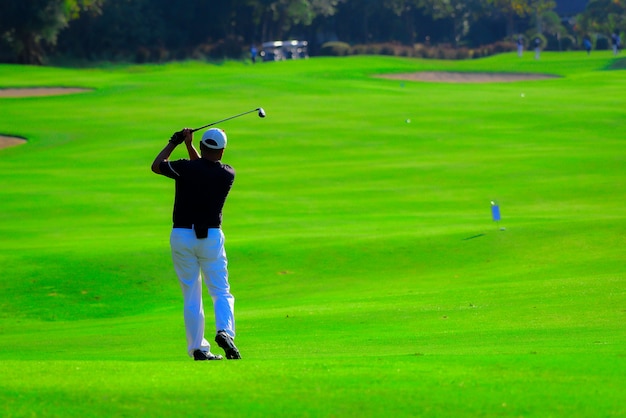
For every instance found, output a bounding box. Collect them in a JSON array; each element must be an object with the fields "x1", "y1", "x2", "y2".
[
  {"x1": 377, "y1": 71, "x2": 558, "y2": 83},
  {"x1": 0, "y1": 136, "x2": 26, "y2": 149},
  {"x1": 0, "y1": 87, "x2": 91, "y2": 97}
]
